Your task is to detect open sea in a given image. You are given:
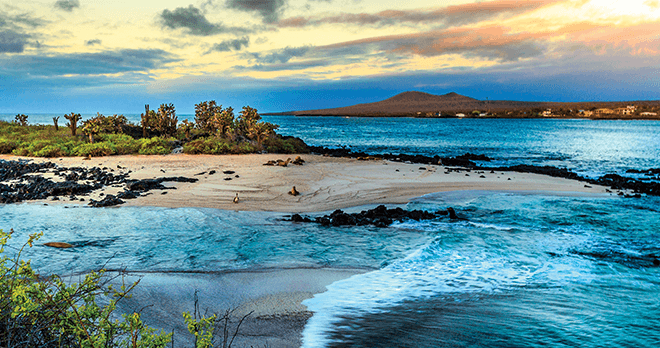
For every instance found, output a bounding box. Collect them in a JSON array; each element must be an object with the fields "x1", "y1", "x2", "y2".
[{"x1": 2, "y1": 115, "x2": 660, "y2": 347}]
